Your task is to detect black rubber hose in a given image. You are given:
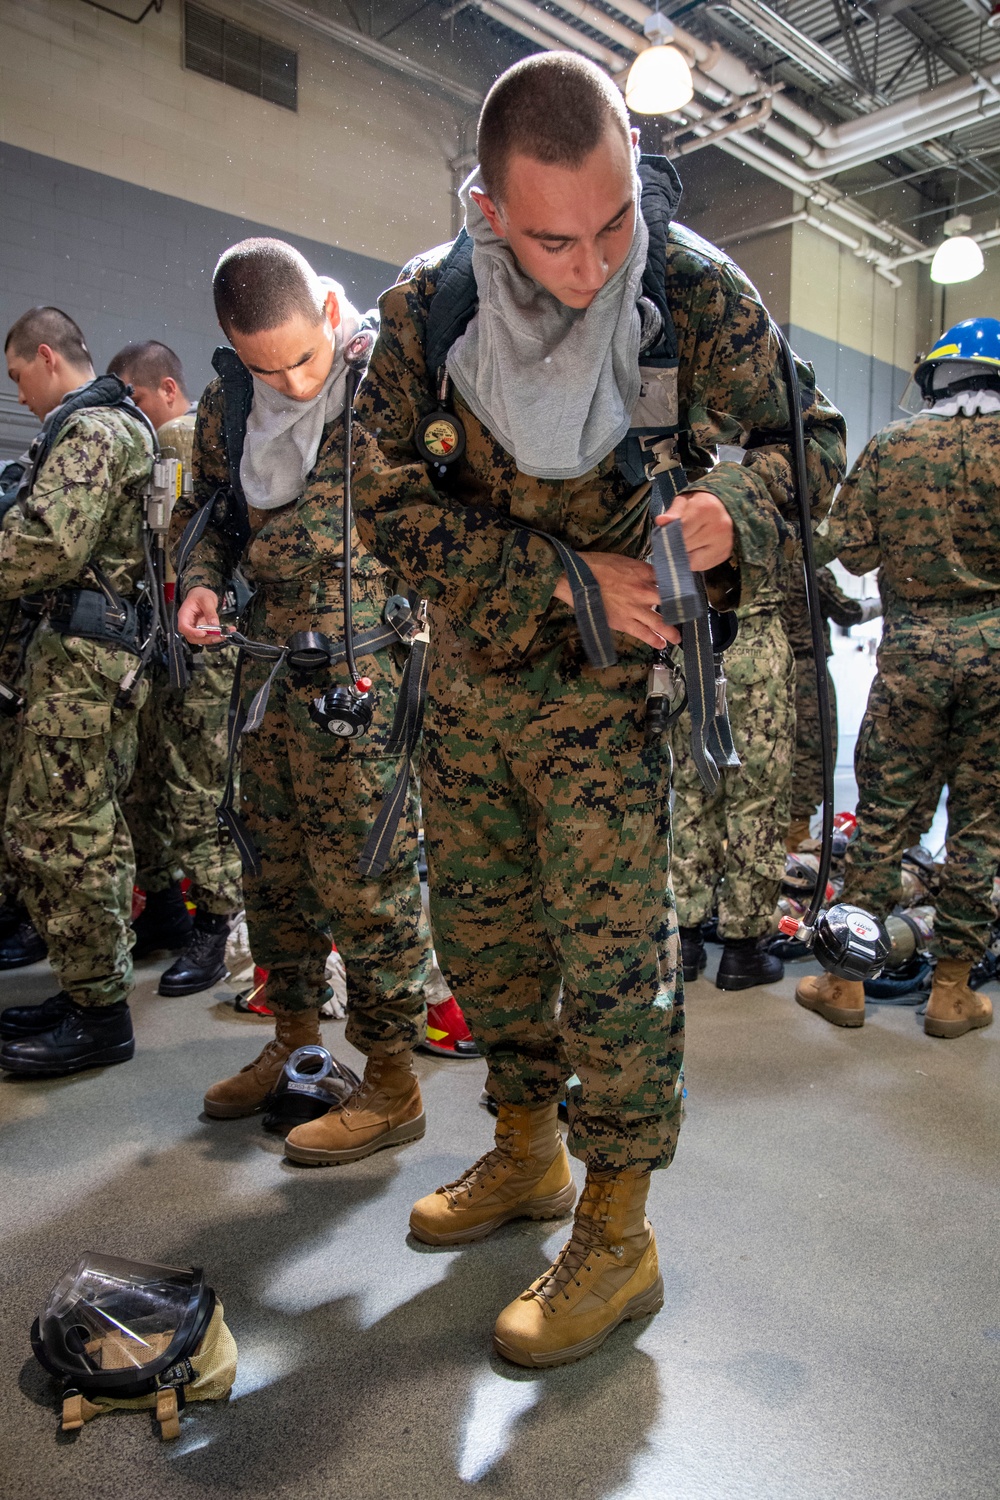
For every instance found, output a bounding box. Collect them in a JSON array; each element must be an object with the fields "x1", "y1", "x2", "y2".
[
  {"x1": 774, "y1": 325, "x2": 835, "y2": 927},
  {"x1": 342, "y1": 369, "x2": 361, "y2": 688}
]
